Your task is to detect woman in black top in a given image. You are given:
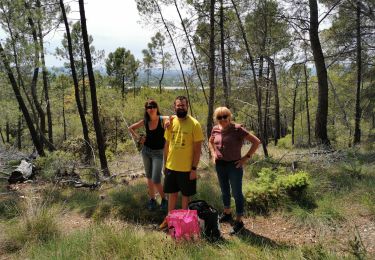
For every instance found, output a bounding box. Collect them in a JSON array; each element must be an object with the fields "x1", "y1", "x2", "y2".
[{"x1": 129, "y1": 99, "x2": 169, "y2": 211}]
